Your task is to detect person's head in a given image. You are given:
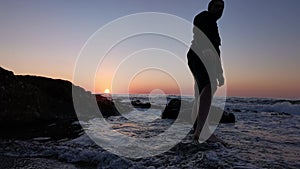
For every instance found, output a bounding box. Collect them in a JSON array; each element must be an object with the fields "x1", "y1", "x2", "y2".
[{"x1": 208, "y1": 0, "x2": 224, "y2": 20}]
